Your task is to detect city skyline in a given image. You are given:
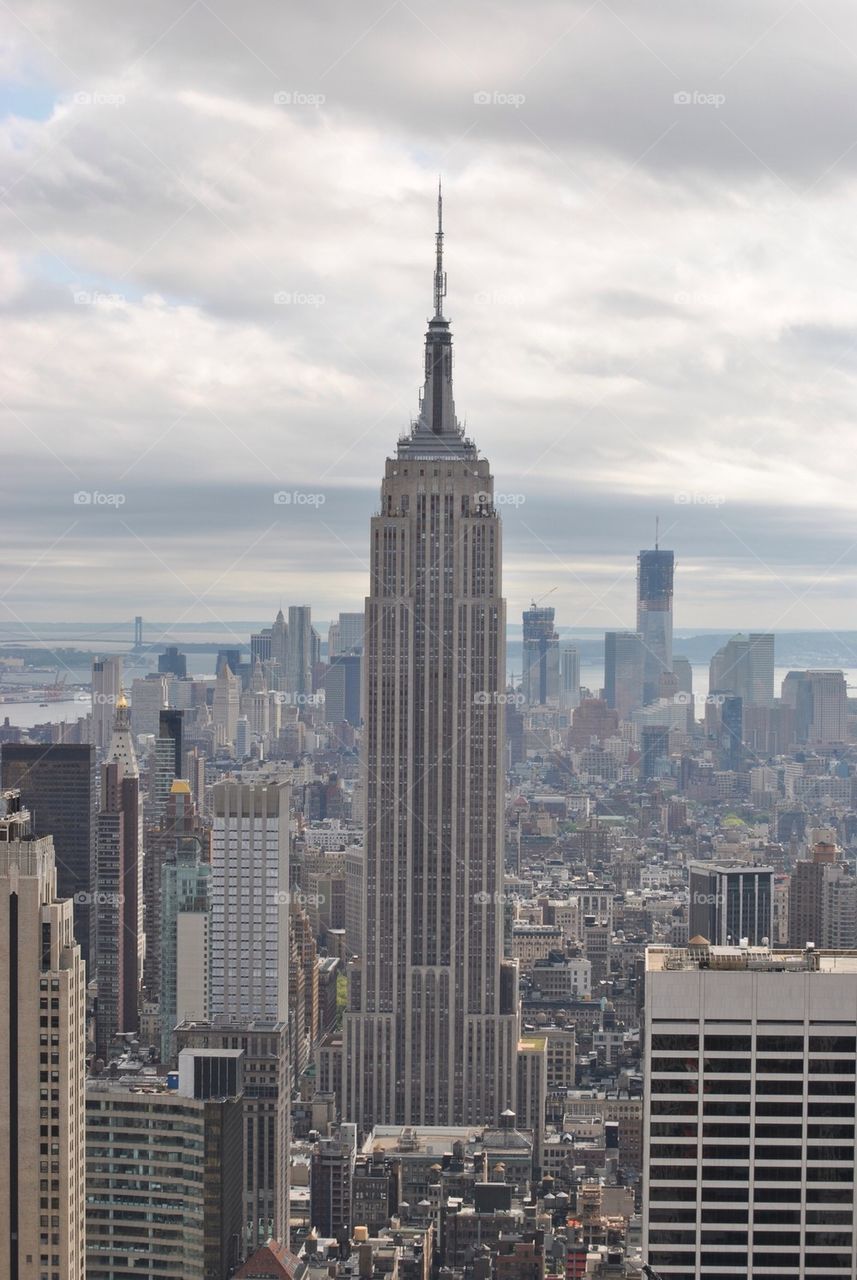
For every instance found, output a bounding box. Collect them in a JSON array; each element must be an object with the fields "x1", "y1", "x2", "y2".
[{"x1": 2, "y1": 3, "x2": 857, "y2": 628}]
